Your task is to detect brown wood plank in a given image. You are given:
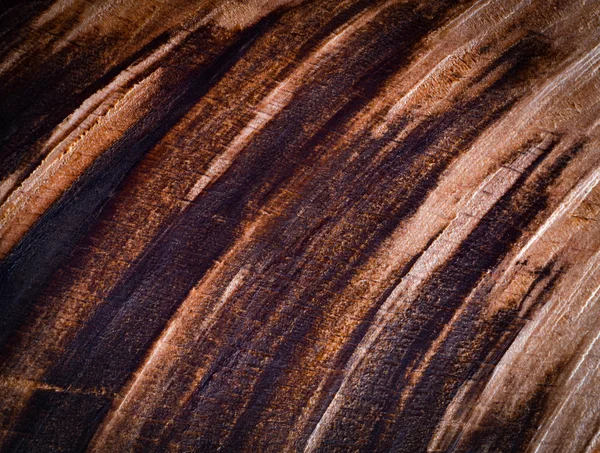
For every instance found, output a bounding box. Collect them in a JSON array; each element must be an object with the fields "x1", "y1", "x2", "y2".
[{"x1": 1, "y1": 0, "x2": 599, "y2": 451}]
